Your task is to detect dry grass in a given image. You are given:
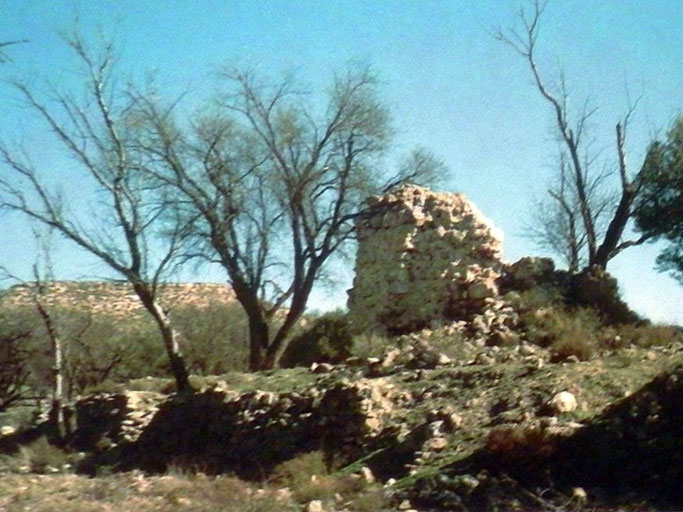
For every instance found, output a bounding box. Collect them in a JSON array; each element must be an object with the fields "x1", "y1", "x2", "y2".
[{"x1": 0, "y1": 472, "x2": 298, "y2": 512}]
